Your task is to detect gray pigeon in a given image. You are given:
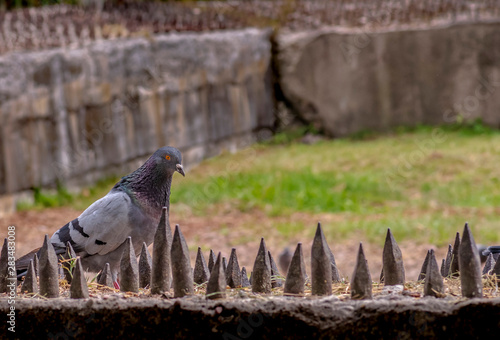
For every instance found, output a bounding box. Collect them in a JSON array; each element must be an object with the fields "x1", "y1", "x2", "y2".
[{"x1": 17, "y1": 146, "x2": 184, "y2": 288}]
